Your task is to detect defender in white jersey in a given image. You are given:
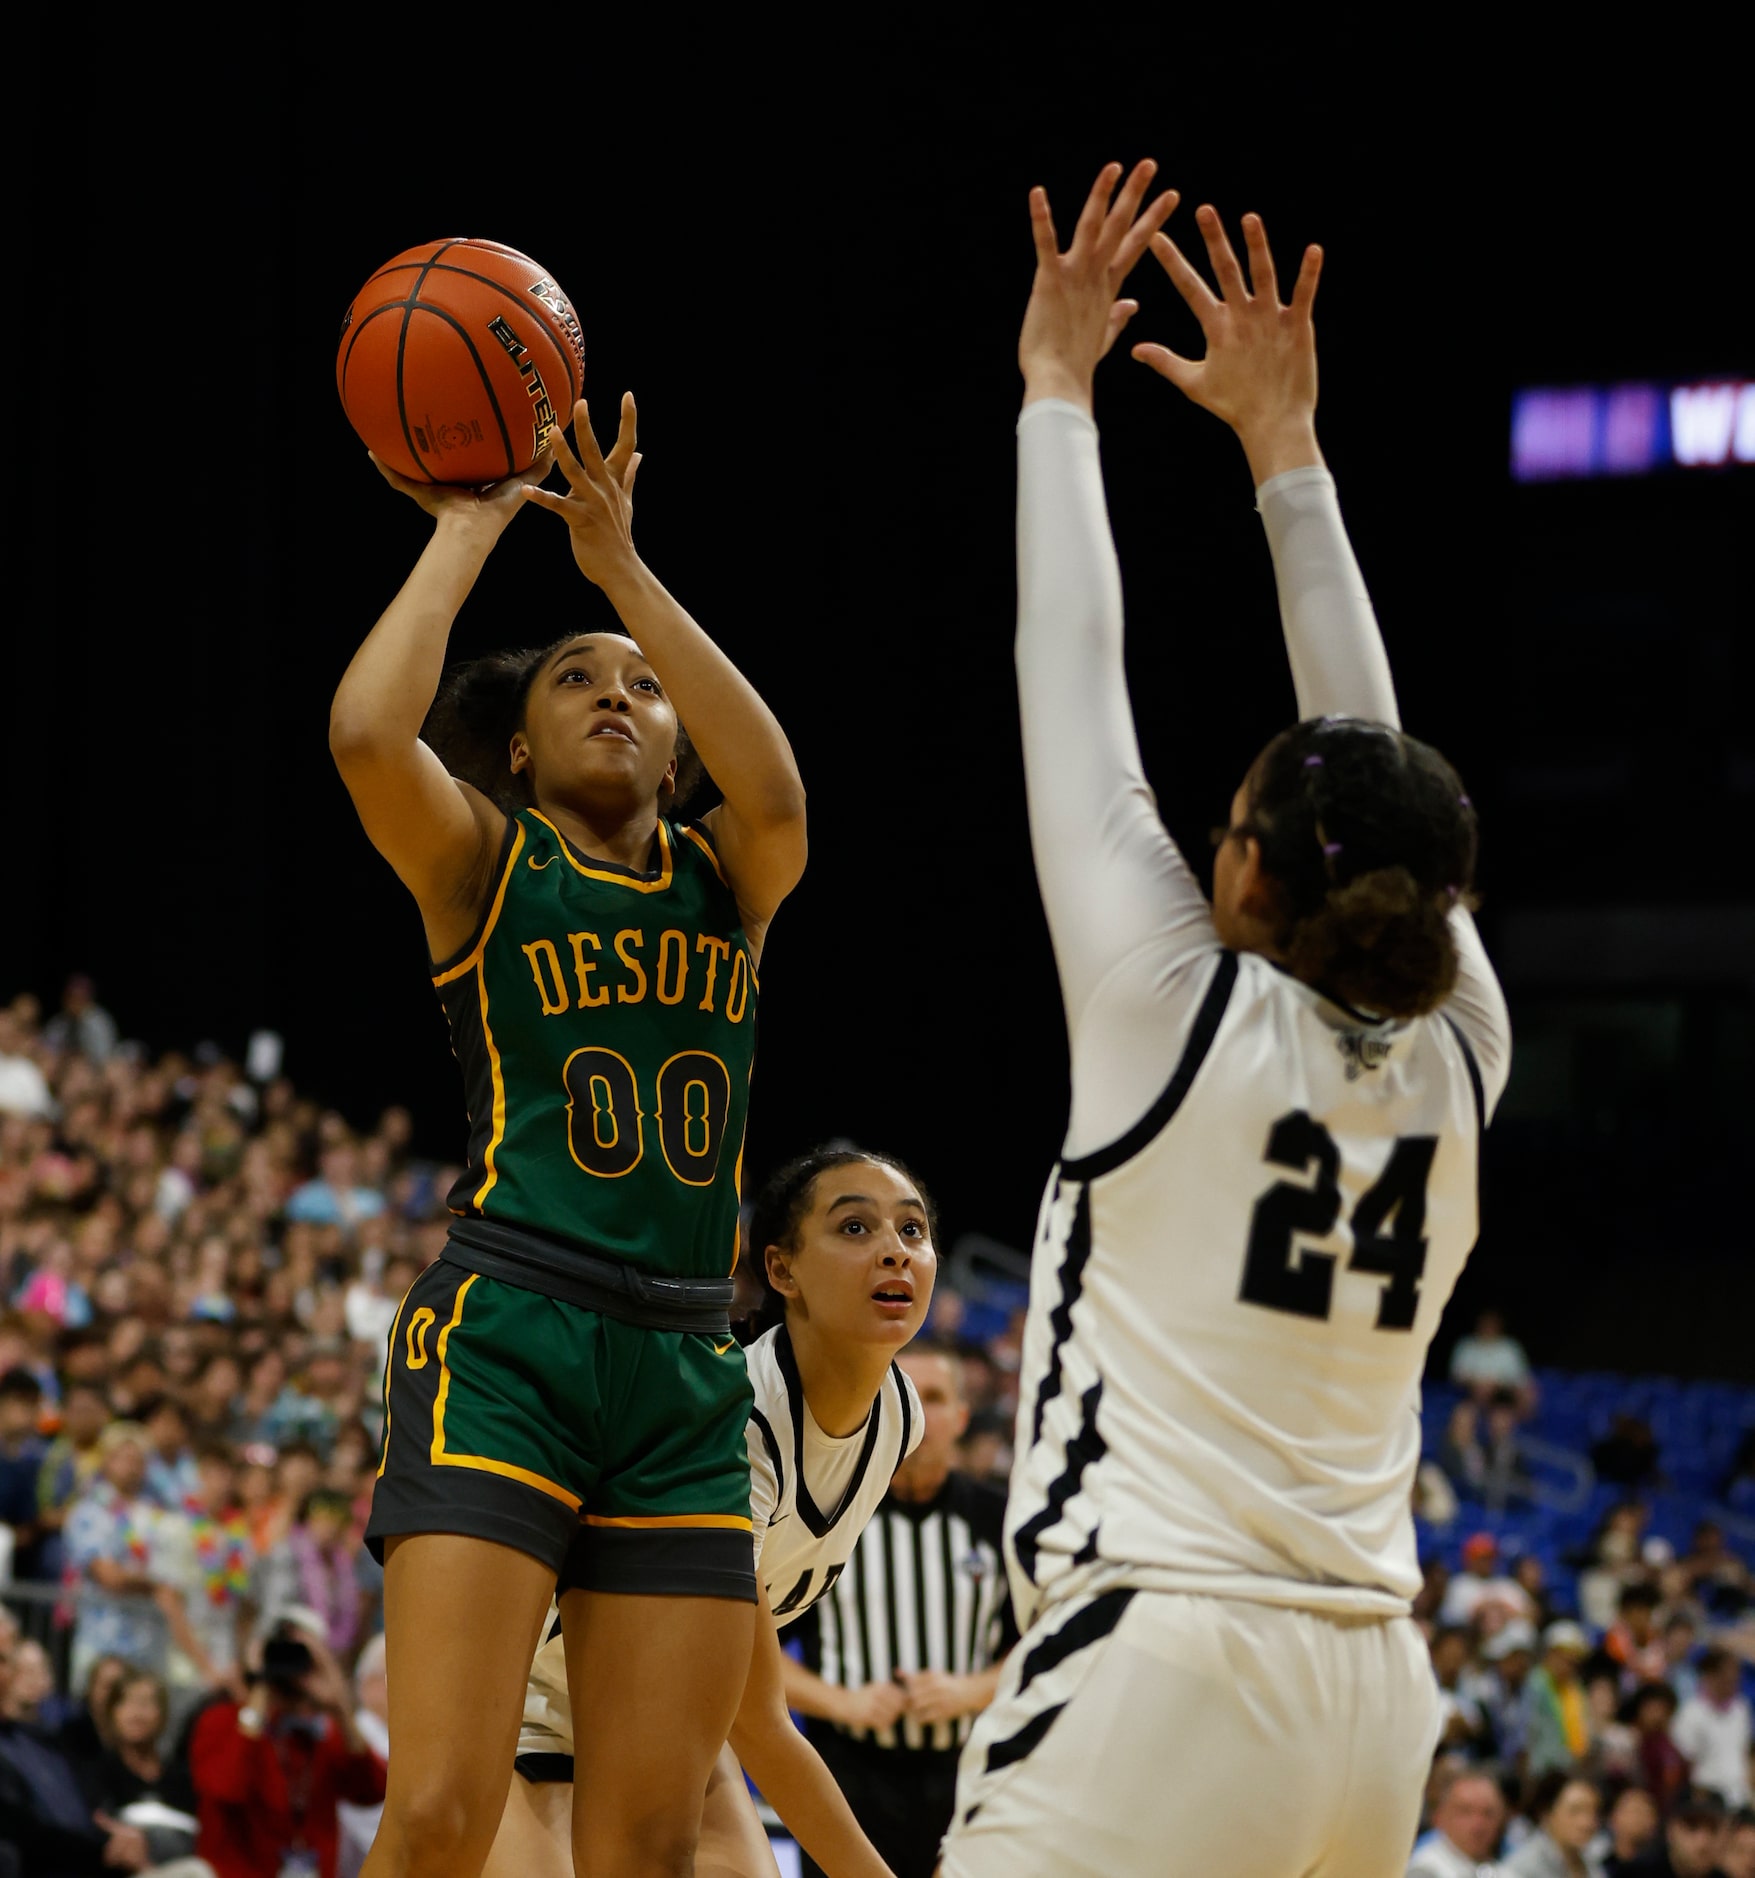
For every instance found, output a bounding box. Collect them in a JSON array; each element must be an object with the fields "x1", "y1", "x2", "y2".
[
  {"x1": 941, "y1": 165, "x2": 1512, "y2": 1878},
  {"x1": 483, "y1": 1147, "x2": 930, "y2": 1878}
]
